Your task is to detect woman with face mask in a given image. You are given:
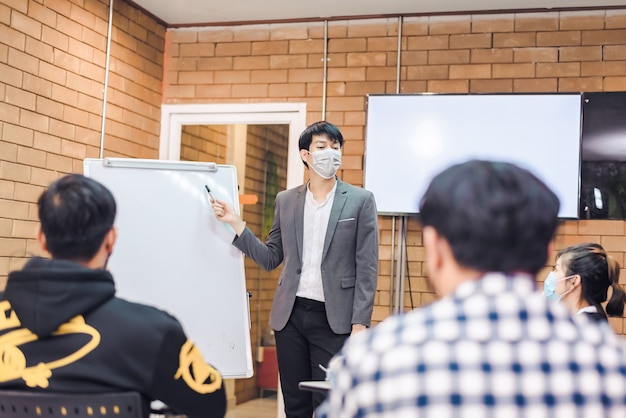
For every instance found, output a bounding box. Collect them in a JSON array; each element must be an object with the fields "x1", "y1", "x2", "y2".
[{"x1": 544, "y1": 242, "x2": 626, "y2": 321}]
